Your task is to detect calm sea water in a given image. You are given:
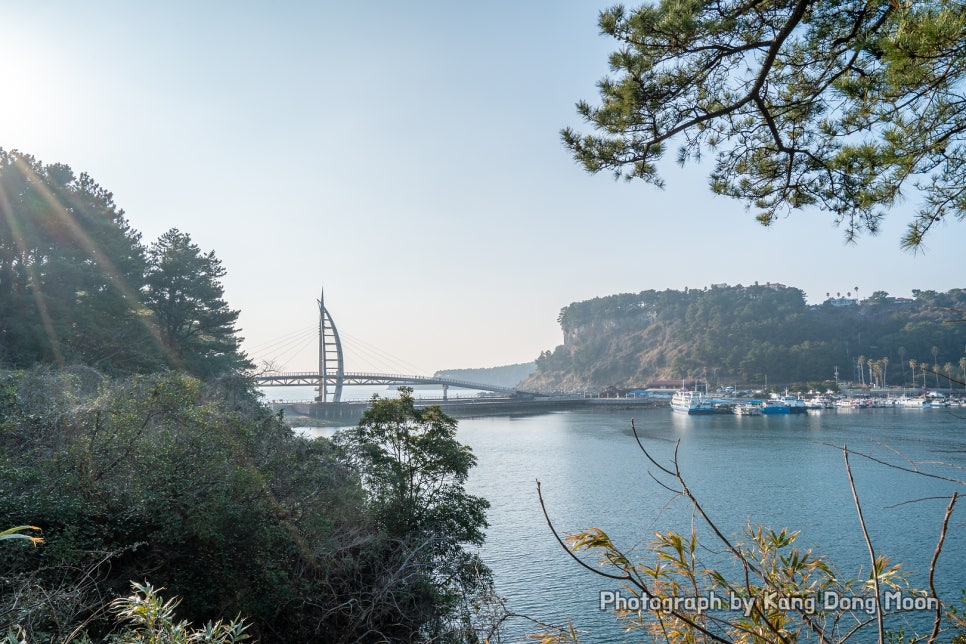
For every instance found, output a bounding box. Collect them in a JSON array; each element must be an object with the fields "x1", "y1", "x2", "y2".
[
  {"x1": 448, "y1": 407, "x2": 966, "y2": 642},
  {"x1": 305, "y1": 403, "x2": 966, "y2": 642}
]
